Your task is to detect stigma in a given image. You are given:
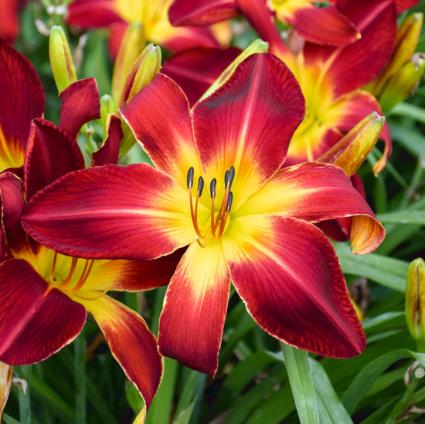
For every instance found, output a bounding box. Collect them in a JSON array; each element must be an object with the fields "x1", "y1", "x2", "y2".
[{"x1": 186, "y1": 166, "x2": 235, "y2": 247}]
